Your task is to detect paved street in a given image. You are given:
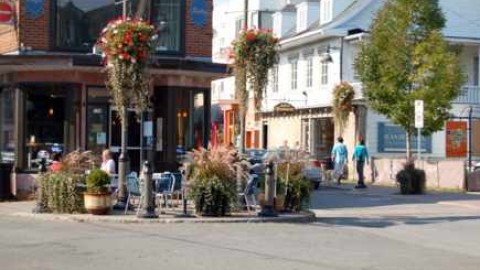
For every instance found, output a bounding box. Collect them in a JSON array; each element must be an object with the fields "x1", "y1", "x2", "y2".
[{"x1": 1, "y1": 184, "x2": 480, "y2": 270}]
